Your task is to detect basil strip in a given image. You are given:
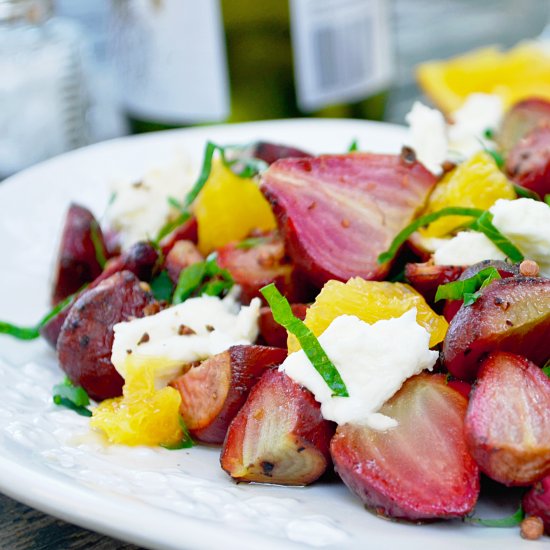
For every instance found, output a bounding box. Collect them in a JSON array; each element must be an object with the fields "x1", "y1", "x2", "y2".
[
  {"x1": 513, "y1": 184, "x2": 541, "y2": 201},
  {"x1": 90, "y1": 220, "x2": 107, "y2": 269},
  {"x1": 347, "y1": 138, "x2": 359, "y2": 152},
  {"x1": 434, "y1": 267, "x2": 501, "y2": 306},
  {"x1": 469, "y1": 211, "x2": 524, "y2": 262},
  {"x1": 150, "y1": 270, "x2": 174, "y2": 302},
  {"x1": 542, "y1": 360, "x2": 550, "y2": 378},
  {"x1": 466, "y1": 505, "x2": 524, "y2": 528},
  {"x1": 545, "y1": 194, "x2": 550, "y2": 206},
  {"x1": 172, "y1": 255, "x2": 234, "y2": 305},
  {"x1": 235, "y1": 236, "x2": 270, "y2": 250},
  {"x1": 377, "y1": 207, "x2": 486, "y2": 264},
  {"x1": 161, "y1": 417, "x2": 194, "y2": 450},
  {"x1": 260, "y1": 283, "x2": 349, "y2": 397},
  {"x1": 0, "y1": 293, "x2": 74, "y2": 340},
  {"x1": 52, "y1": 377, "x2": 92, "y2": 417}
]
